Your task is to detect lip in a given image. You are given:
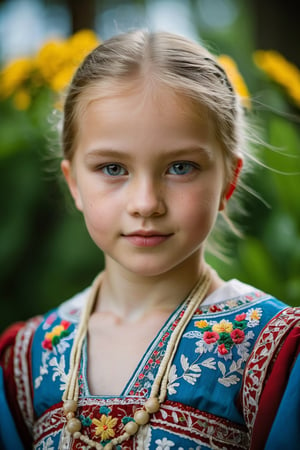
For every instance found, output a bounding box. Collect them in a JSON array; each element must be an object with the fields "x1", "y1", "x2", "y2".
[{"x1": 122, "y1": 230, "x2": 173, "y2": 247}]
